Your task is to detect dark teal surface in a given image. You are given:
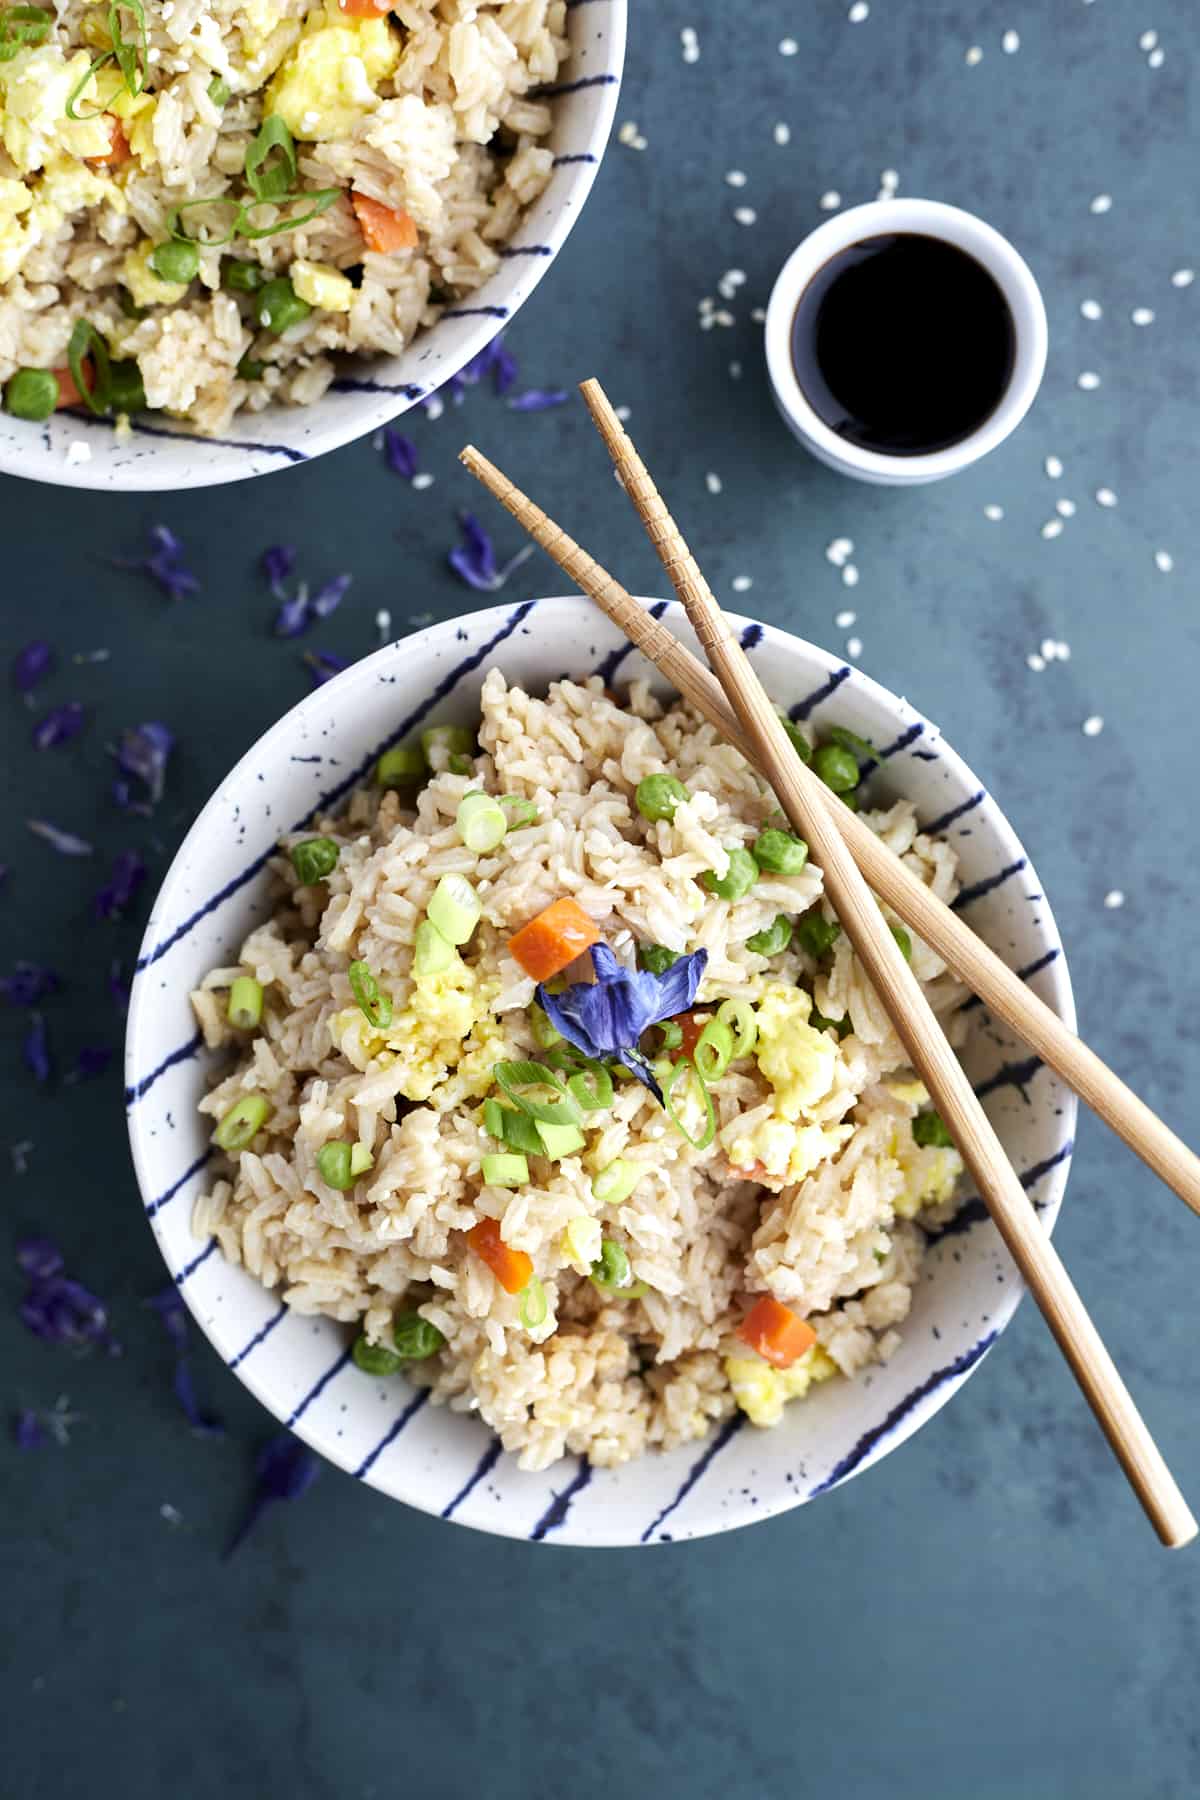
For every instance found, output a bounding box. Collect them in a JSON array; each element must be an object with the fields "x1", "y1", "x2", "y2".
[{"x1": 3, "y1": 3, "x2": 1200, "y2": 1795}]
